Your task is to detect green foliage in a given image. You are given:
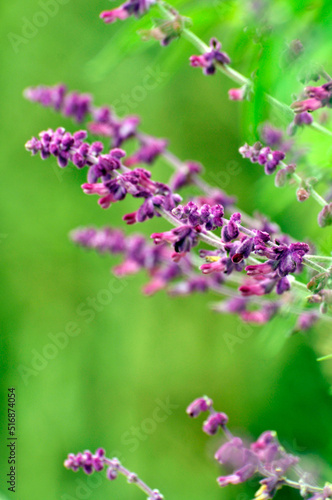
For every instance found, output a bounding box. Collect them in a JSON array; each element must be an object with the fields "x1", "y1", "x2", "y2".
[{"x1": 1, "y1": 1, "x2": 332, "y2": 499}]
